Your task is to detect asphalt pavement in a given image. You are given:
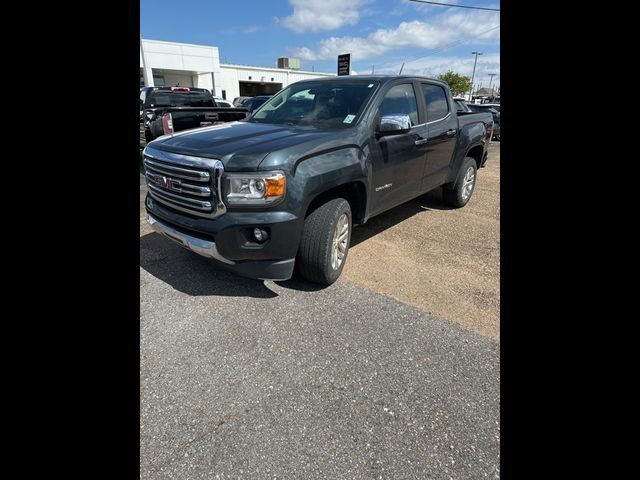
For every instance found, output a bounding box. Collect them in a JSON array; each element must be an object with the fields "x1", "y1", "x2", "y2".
[{"x1": 140, "y1": 170, "x2": 500, "y2": 479}]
